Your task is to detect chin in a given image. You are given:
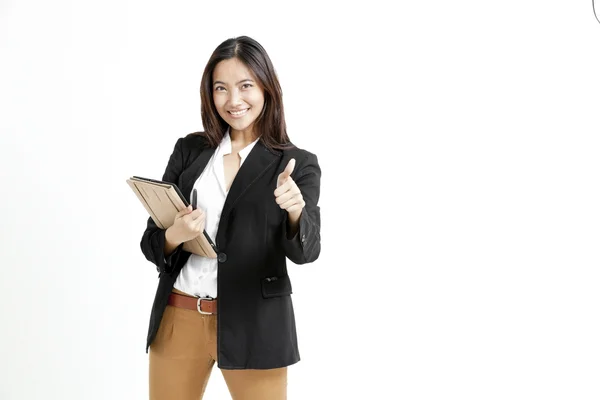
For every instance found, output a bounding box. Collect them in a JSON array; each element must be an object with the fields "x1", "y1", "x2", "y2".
[
  {"x1": 229, "y1": 118, "x2": 258, "y2": 132},
  {"x1": 226, "y1": 120, "x2": 246, "y2": 130}
]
